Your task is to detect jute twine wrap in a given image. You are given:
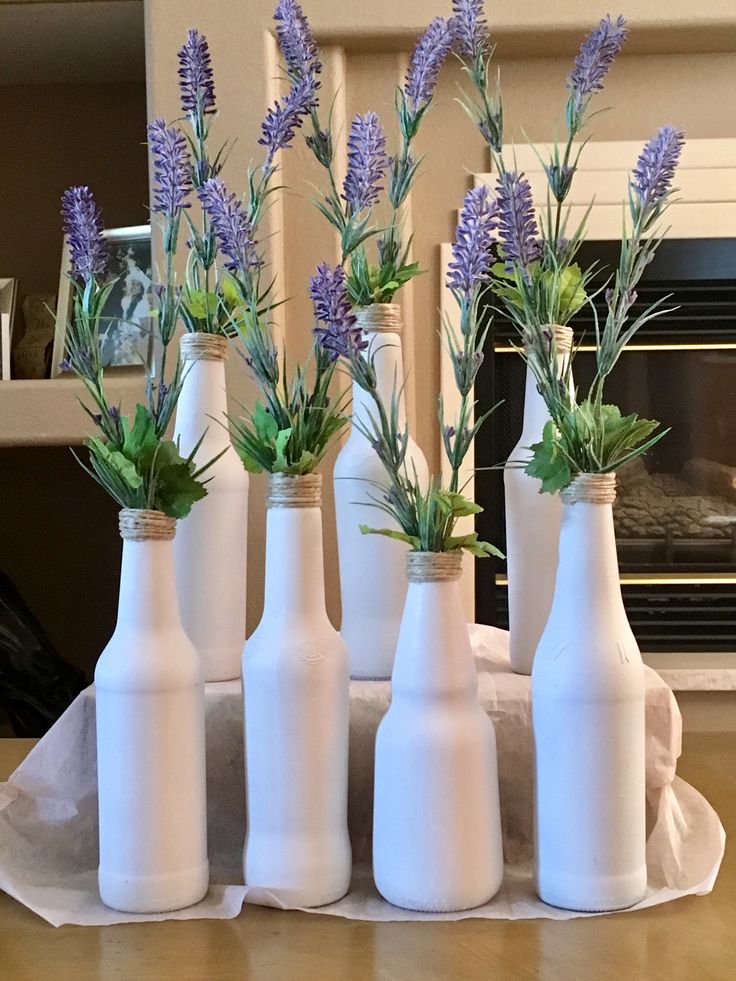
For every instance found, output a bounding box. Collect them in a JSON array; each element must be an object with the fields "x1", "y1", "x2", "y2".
[
  {"x1": 561, "y1": 472, "x2": 617, "y2": 506},
  {"x1": 356, "y1": 303, "x2": 402, "y2": 335},
  {"x1": 119, "y1": 508, "x2": 176, "y2": 541},
  {"x1": 526, "y1": 324, "x2": 573, "y2": 357},
  {"x1": 180, "y1": 332, "x2": 228, "y2": 362},
  {"x1": 267, "y1": 472, "x2": 322, "y2": 508},
  {"x1": 406, "y1": 550, "x2": 463, "y2": 583}
]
